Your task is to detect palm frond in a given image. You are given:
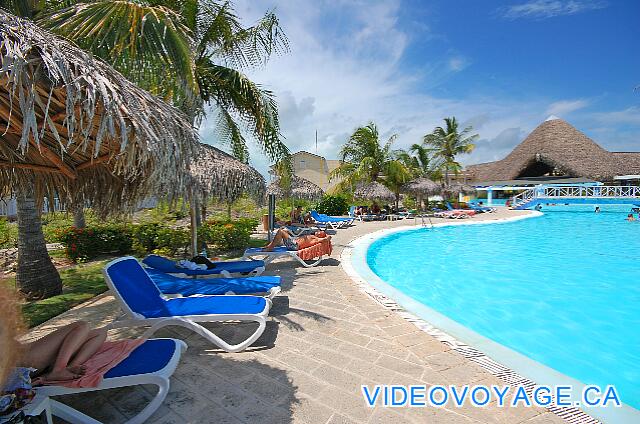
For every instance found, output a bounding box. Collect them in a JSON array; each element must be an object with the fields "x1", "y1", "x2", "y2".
[
  {"x1": 195, "y1": 1, "x2": 288, "y2": 69},
  {"x1": 198, "y1": 60, "x2": 288, "y2": 161},
  {"x1": 41, "y1": 1, "x2": 197, "y2": 105}
]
